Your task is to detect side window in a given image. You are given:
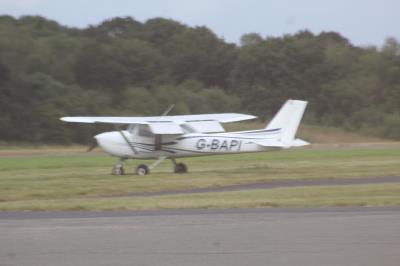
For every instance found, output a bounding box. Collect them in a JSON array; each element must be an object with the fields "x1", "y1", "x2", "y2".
[
  {"x1": 138, "y1": 125, "x2": 154, "y2": 138},
  {"x1": 180, "y1": 124, "x2": 196, "y2": 133},
  {"x1": 127, "y1": 124, "x2": 137, "y2": 134}
]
